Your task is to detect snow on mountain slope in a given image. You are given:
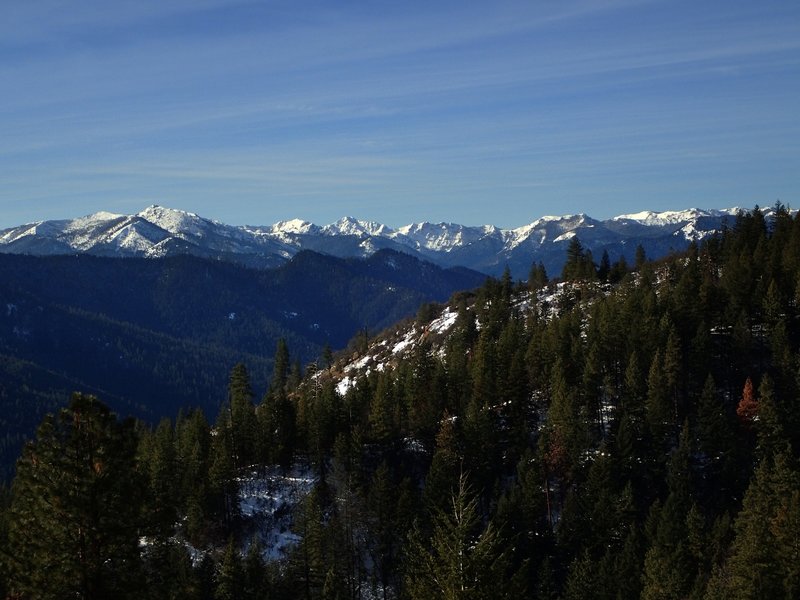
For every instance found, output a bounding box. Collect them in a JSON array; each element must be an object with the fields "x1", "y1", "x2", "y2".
[
  {"x1": 0, "y1": 204, "x2": 754, "y2": 277},
  {"x1": 323, "y1": 279, "x2": 609, "y2": 399},
  {"x1": 322, "y1": 216, "x2": 393, "y2": 238},
  {"x1": 136, "y1": 205, "x2": 210, "y2": 236},
  {"x1": 612, "y1": 208, "x2": 737, "y2": 227},
  {"x1": 395, "y1": 222, "x2": 494, "y2": 252},
  {"x1": 69, "y1": 215, "x2": 168, "y2": 253},
  {"x1": 505, "y1": 214, "x2": 602, "y2": 248},
  {"x1": 66, "y1": 211, "x2": 126, "y2": 231},
  {"x1": 0, "y1": 219, "x2": 70, "y2": 244},
  {"x1": 268, "y1": 219, "x2": 320, "y2": 236},
  {"x1": 616, "y1": 208, "x2": 733, "y2": 225}
]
